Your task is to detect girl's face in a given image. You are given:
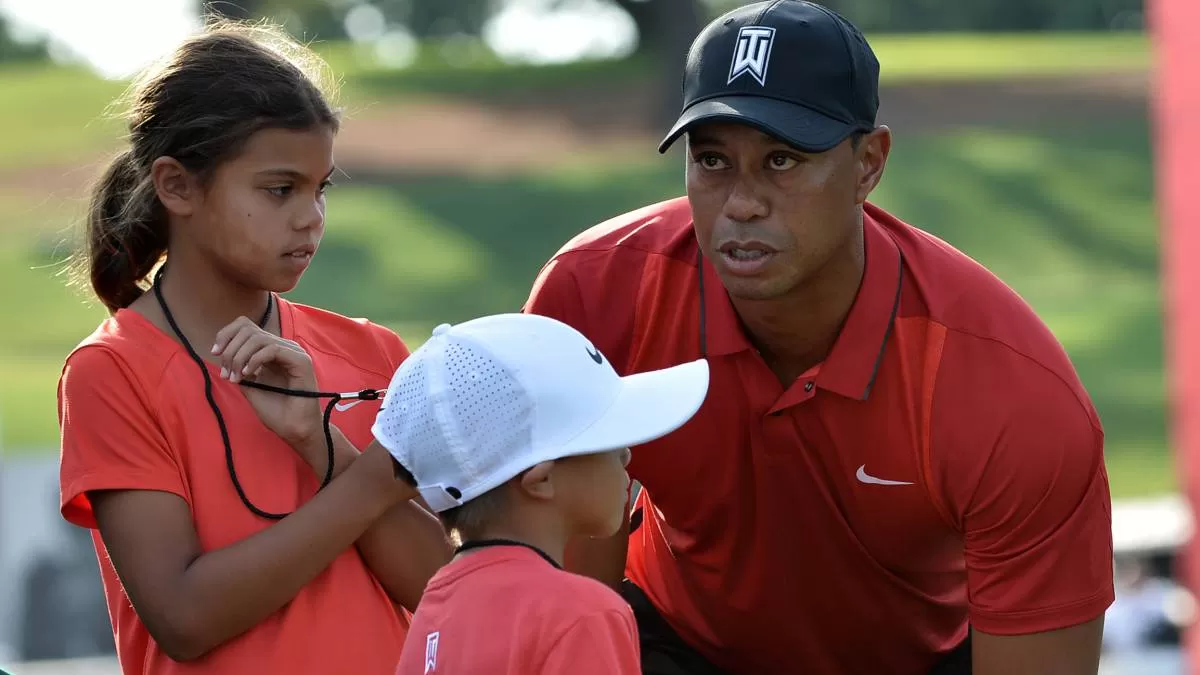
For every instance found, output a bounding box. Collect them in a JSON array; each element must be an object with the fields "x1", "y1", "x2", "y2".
[{"x1": 185, "y1": 126, "x2": 336, "y2": 293}]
